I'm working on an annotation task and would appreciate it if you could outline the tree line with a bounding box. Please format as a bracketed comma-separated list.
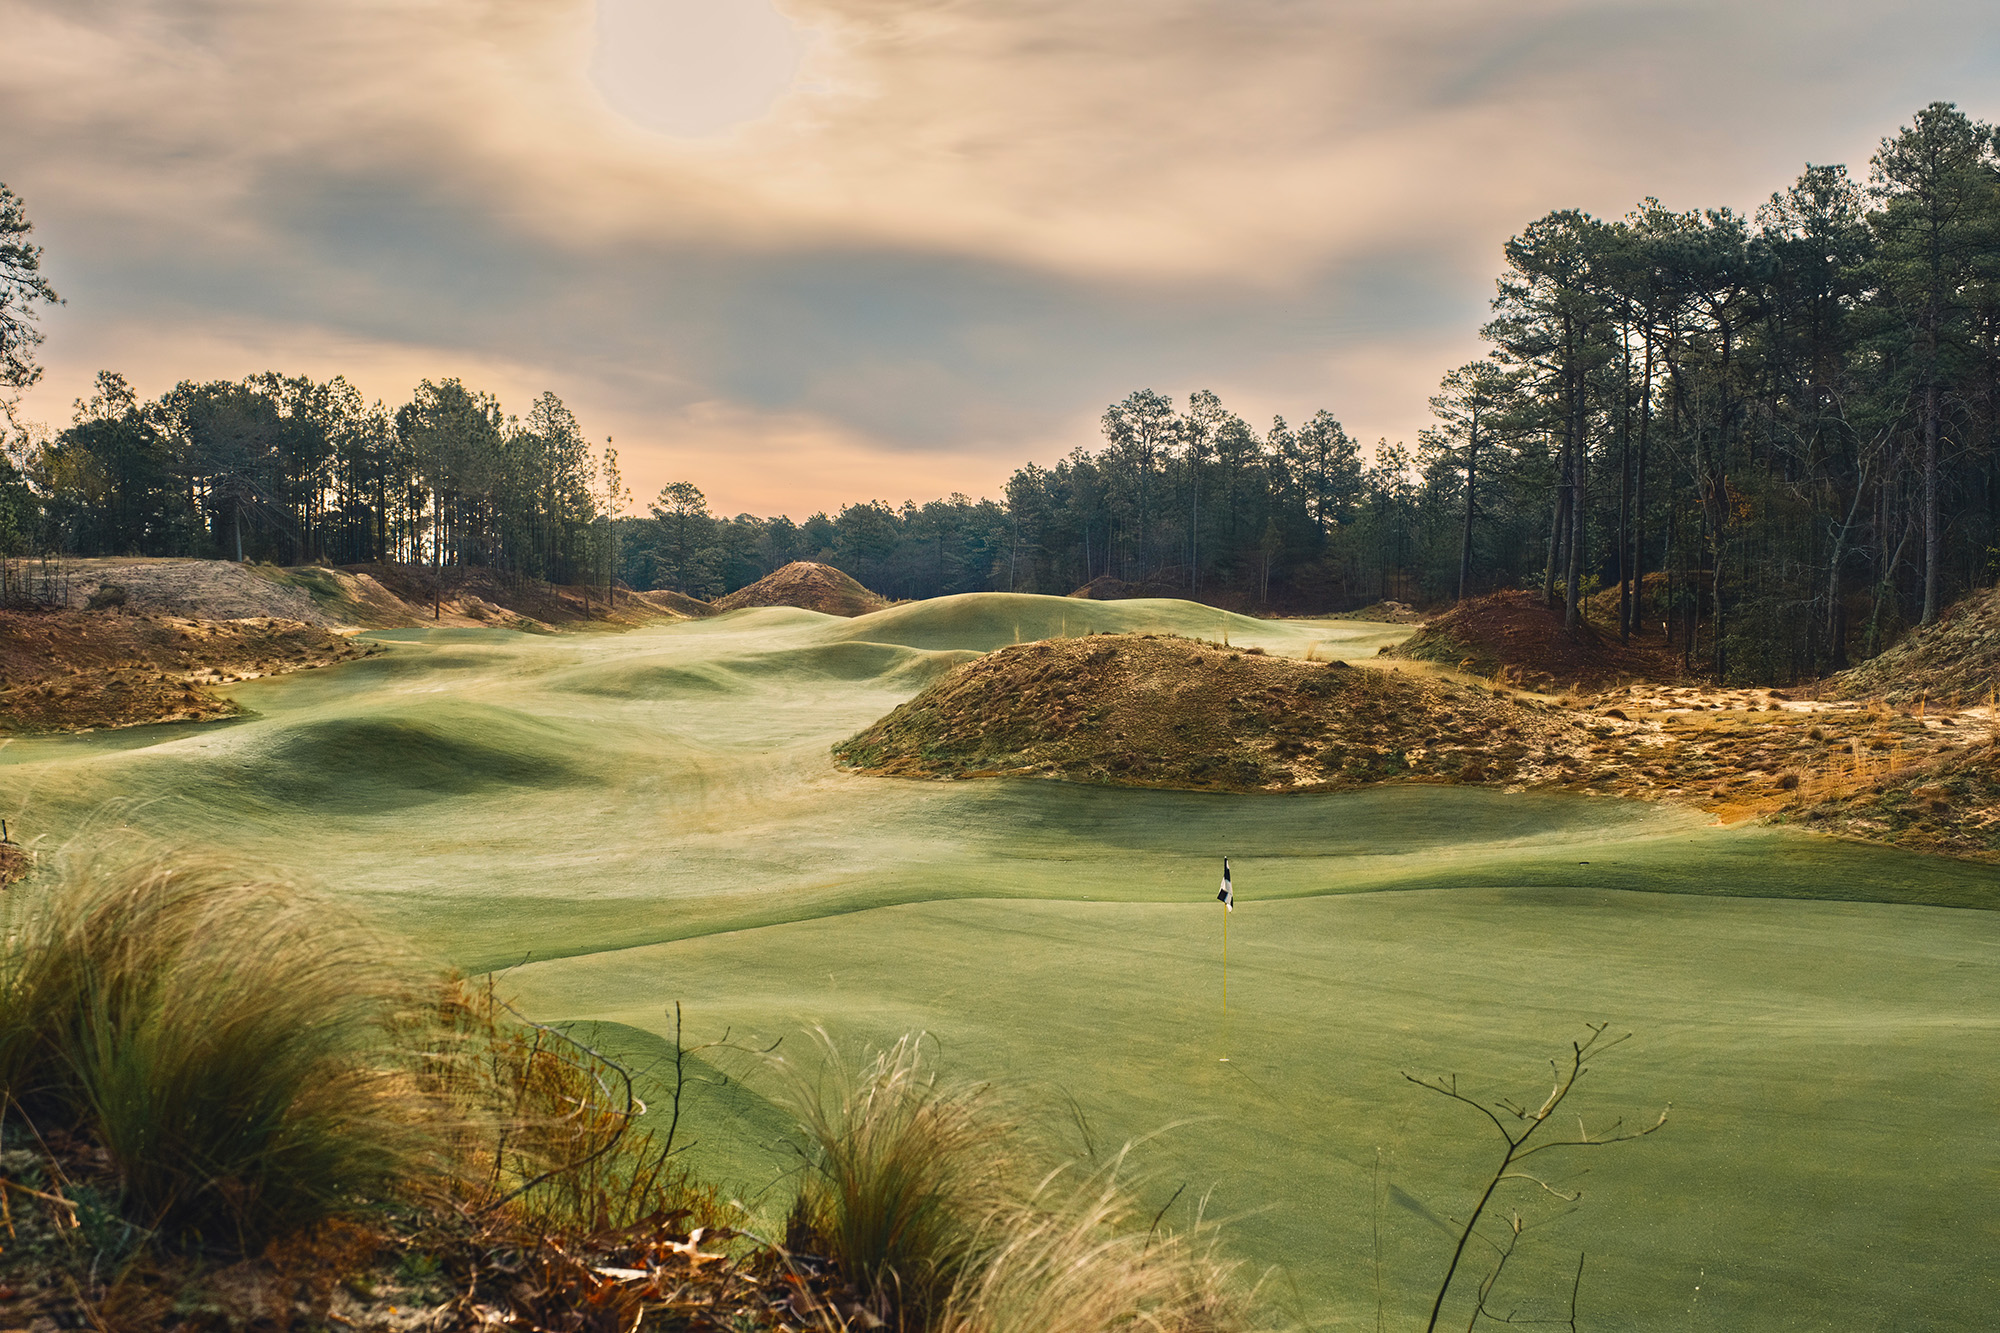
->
[637, 102, 2000, 685]
[2, 369, 630, 591]
[6, 101, 2000, 682]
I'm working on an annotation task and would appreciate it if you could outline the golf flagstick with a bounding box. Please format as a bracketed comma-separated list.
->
[1217, 858, 1233, 1059]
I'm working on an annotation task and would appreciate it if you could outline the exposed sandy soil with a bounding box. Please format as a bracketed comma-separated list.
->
[1766, 725, 2000, 859]
[712, 562, 886, 617]
[8, 557, 712, 633]
[837, 634, 1607, 792]
[1393, 589, 1679, 691]
[1829, 581, 2000, 704]
[837, 633, 2000, 859]
[0, 609, 378, 735]
[333, 563, 710, 631]
[1324, 599, 1426, 624]
[53, 556, 342, 625]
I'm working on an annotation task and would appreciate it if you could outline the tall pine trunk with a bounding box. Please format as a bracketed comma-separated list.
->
[1923, 381, 1941, 624]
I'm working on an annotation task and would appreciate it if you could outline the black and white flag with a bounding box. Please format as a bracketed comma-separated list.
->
[1217, 857, 1233, 911]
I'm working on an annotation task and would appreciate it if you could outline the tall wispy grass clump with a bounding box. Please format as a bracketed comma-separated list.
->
[783, 1032, 1013, 1323]
[780, 1032, 1254, 1333]
[933, 1154, 1247, 1333]
[0, 853, 434, 1250]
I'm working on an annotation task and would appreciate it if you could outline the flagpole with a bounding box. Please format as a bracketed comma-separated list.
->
[1217, 857, 1232, 1061]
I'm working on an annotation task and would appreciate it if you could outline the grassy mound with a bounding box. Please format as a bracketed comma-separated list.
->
[731, 641, 982, 685]
[1394, 590, 1663, 691]
[230, 705, 598, 812]
[1831, 583, 2000, 703]
[828, 591, 1373, 656]
[714, 561, 888, 617]
[835, 633, 1595, 791]
[552, 641, 979, 700]
[1066, 574, 1196, 600]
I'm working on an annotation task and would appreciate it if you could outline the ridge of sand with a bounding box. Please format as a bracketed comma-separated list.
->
[712, 562, 887, 617]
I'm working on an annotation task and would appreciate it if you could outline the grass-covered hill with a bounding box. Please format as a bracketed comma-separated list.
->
[835, 633, 1599, 790]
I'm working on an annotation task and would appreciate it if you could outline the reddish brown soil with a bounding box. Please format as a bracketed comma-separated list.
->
[712, 562, 886, 617]
[1394, 589, 1680, 691]
[0, 609, 377, 734]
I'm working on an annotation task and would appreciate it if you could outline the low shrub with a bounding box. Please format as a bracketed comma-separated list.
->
[423, 979, 720, 1234]
[83, 583, 127, 611]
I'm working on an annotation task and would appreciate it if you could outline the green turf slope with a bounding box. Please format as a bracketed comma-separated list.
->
[823, 591, 1402, 655]
[1, 592, 1995, 1329]
[510, 889, 2000, 1333]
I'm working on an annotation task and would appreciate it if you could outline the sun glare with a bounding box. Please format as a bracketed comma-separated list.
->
[589, 0, 806, 138]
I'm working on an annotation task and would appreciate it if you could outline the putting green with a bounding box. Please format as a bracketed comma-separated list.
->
[2, 592, 1995, 1329]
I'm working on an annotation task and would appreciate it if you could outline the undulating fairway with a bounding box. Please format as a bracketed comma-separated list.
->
[4, 592, 1996, 1329]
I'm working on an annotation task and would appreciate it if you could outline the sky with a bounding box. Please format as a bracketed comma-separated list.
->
[4, 0, 1999, 517]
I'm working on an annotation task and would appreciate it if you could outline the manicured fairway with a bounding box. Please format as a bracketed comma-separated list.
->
[517, 889, 2000, 1333]
[2, 593, 1996, 1329]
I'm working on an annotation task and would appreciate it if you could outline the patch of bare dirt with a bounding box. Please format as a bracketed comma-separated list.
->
[338, 563, 709, 631]
[0, 608, 378, 735]
[56, 557, 341, 625]
[836, 634, 2000, 859]
[1325, 599, 1426, 624]
[0, 1182, 852, 1333]
[836, 633, 1606, 791]
[1393, 589, 1679, 691]
[713, 562, 886, 617]
[14, 557, 713, 633]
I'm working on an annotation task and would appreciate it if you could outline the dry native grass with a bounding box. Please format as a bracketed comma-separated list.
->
[777, 1032, 1256, 1333]
[0, 852, 437, 1250]
[932, 1155, 1247, 1333]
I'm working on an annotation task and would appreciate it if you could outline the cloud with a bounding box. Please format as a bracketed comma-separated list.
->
[2, 0, 1996, 513]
